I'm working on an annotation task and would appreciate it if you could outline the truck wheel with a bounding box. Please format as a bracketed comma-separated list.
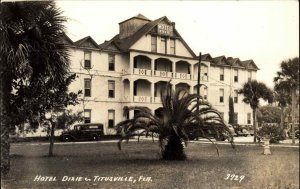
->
[92, 135, 98, 141]
[63, 136, 70, 142]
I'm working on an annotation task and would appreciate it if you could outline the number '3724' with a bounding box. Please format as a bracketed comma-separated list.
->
[224, 174, 245, 183]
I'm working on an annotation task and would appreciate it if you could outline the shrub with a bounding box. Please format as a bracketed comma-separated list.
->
[257, 124, 286, 143]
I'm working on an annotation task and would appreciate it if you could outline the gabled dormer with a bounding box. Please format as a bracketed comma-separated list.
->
[227, 57, 244, 68]
[60, 33, 75, 47]
[99, 35, 121, 53]
[241, 60, 259, 70]
[201, 53, 213, 61]
[212, 56, 229, 66]
[75, 36, 99, 50]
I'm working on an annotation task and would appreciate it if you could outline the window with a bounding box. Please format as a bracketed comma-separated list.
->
[234, 90, 238, 103]
[234, 113, 238, 124]
[219, 89, 224, 103]
[151, 36, 157, 52]
[84, 52, 91, 69]
[220, 68, 224, 81]
[247, 113, 251, 124]
[84, 109, 91, 123]
[108, 80, 115, 98]
[84, 78, 91, 97]
[248, 71, 252, 81]
[234, 69, 238, 82]
[201, 65, 208, 81]
[161, 37, 167, 54]
[108, 110, 115, 128]
[170, 39, 175, 55]
[108, 54, 115, 71]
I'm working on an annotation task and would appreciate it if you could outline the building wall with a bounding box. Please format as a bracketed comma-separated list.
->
[209, 65, 254, 124]
[67, 32, 256, 135]
[130, 35, 194, 58]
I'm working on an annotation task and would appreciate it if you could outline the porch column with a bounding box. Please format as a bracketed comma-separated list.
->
[129, 79, 134, 102]
[172, 61, 176, 79]
[151, 59, 155, 76]
[151, 82, 155, 103]
[189, 86, 193, 94]
[172, 82, 176, 91]
[130, 54, 134, 74]
[190, 64, 194, 80]
[129, 110, 135, 119]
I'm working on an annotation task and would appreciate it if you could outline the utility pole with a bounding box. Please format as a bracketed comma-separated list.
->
[196, 52, 202, 141]
[197, 52, 202, 111]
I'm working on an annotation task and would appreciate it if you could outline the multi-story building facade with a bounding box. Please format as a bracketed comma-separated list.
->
[62, 14, 259, 134]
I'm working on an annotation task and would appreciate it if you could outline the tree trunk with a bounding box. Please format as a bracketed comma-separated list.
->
[162, 135, 186, 160]
[291, 89, 297, 144]
[253, 108, 257, 143]
[48, 121, 55, 157]
[0, 64, 12, 178]
[280, 106, 287, 138]
[0, 116, 10, 178]
[280, 106, 284, 130]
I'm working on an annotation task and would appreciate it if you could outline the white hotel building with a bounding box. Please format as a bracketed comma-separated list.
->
[63, 14, 259, 134]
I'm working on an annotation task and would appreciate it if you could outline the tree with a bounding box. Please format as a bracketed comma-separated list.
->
[18, 73, 82, 157]
[228, 96, 235, 125]
[257, 105, 281, 124]
[43, 110, 83, 157]
[274, 57, 299, 144]
[273, 86, 291, 131]
[1, 1, 69, 177]
[238, 80, 273, 142]
[116, 82, 234, 160]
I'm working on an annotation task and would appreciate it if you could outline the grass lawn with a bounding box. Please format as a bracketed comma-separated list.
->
[2, 140, 299, 189]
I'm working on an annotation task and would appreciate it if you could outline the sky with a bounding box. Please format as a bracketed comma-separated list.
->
[57, 1, 299, 88]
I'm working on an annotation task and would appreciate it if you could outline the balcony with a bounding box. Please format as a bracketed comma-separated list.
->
[154, 70, 173, 78]
[133, 68, 151, 76]
[175, 72, 191, 80]
[193, 74, 208, 81]
[154, 97, 161, 103]
[133, 96, 151, 103]
[123, 96, 131, 102]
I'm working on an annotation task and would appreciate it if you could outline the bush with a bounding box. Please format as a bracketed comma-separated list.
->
[257, 124, 286, 143]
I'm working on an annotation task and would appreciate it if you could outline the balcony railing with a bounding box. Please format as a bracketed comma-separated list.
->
[123, 67, 202, 81]
[193, 74, 208, 81]
[154, 97, 161, 103]
[133, 68, 151, 76]
[122, 69, 130, 75]
[133, 96, 151, 103]
[175, 73, 191, 80]
[123, 96, 131, 102]
[154, 70, 173, 78]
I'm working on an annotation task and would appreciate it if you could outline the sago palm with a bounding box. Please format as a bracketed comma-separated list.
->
[116, 82, 234, 160]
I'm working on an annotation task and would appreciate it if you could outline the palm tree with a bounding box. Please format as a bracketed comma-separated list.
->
[1, 1, 69, 177]
[116, 82, 234, 160]
[274, 85, 291, 133]
[238, 80, 273, 142]
[274, 57, 299, 144]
